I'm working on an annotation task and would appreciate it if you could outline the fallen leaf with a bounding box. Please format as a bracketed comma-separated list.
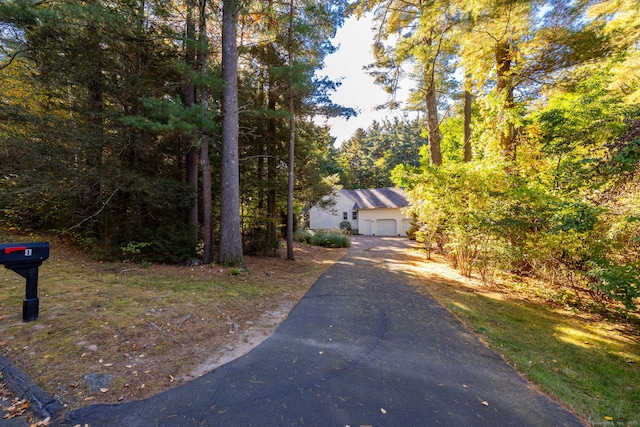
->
[481, 401, 489, 406]
[605, 416, 614, 421]
[100, 388, 109, 393]
[4, 397, 30, 418]
[29, 416, 50, 426]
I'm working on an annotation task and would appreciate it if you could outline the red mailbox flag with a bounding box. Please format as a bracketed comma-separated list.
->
[4, 246, 27, 254]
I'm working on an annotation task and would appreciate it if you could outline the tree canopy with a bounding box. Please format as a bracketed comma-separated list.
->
[345, 0, 640, 310]
[1, 0, 639, 311]
[0, 0, 349, 262]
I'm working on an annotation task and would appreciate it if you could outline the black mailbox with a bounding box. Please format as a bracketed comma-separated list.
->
[0, 242, 50, 322]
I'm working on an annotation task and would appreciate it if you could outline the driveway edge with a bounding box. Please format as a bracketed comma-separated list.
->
[0, 354, 65, 422]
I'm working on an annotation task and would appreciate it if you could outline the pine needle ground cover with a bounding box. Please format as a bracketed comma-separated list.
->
[406, 250, 640, 427]
[0, 234, 345, 410]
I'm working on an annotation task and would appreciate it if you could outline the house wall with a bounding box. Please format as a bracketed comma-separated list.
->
[308, 191, 358, 232]
[358, 208, 411, 237]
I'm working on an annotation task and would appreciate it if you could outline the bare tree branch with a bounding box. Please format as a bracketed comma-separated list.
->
[66, 189, 118, 232]
[0, 48, 30, 71]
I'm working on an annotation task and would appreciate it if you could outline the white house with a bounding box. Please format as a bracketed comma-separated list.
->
[308, 187, 412, 237]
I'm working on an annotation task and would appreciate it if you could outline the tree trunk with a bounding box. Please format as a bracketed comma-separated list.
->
[266, 89, 278, 246]
[198, 0, 213, 264]
[219, 0, 244, 265]
[496, 40, 516, 162]
[201, 138, 213, 263]
[286, 0, 296, 261]
[185, 0, 199, 248]
[265, 0, 279, 248]
[186, 147, 199, 243]
[286, 104, 295, 260]
[425, 84, 442, 166]
[463, 77, 472, 163]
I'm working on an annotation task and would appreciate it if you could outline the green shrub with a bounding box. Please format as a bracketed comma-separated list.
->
[339, 221, 352, 234]
[243, 229, 280, 257]
[311, 231, 350, 248]
[587, 258, 640, 310]
[294, 229, 350, 248]
[121, 241, 152, 263]
[293, 229, 314, 244]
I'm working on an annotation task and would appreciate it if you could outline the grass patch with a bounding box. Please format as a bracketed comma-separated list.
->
[407, 252, 640, 426]
[0, 233, 346, 409]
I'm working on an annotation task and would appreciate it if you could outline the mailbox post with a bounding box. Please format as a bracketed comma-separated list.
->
[0, 242, 50, 322]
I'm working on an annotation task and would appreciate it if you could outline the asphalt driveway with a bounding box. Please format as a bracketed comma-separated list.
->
[60, 236, 584, 426]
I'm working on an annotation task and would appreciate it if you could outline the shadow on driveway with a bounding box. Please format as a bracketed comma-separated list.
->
[61, 236, 585, 426]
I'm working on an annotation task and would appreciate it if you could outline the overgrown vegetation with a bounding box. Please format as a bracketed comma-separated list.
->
[393, 96, 640, 312]
[367, 1, 640, 313]
[0, 0, 351, 263]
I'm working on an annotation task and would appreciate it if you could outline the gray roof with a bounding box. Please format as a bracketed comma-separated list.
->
[343, 187, 408, 210]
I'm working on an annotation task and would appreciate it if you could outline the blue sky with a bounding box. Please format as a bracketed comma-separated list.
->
[318, 14, 409, 146]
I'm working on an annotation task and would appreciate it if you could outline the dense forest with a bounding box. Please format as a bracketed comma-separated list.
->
[1, 1, 639, 309]
[0, 0, 353, 264]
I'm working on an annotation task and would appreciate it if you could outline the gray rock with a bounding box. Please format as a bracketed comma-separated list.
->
[83, 373, 113, 393]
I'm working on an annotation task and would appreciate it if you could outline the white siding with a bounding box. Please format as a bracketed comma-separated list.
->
[309, 188, 411, 237]
[308, 191, 357, 231]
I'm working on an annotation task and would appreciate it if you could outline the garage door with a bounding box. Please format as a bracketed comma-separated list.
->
[377, 219, 397, 236]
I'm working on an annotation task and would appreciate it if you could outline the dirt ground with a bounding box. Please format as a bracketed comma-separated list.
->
[0, 238, 346, 415]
